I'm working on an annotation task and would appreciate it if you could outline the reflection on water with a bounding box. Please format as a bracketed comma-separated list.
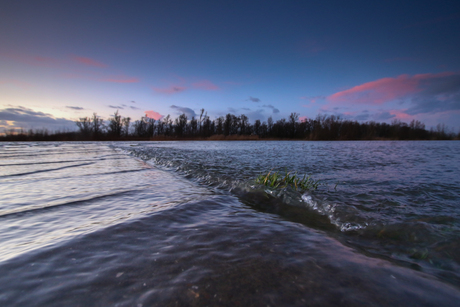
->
[0, 141, 459, 306]
[0, 143, 212, 261]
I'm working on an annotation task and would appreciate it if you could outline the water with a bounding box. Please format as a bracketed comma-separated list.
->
[0, 141, 459, 306]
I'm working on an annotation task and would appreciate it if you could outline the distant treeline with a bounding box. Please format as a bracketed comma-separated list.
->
[2, 109, 459, 141]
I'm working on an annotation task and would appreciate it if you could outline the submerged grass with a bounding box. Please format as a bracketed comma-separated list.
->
[255, 169, 321, 191]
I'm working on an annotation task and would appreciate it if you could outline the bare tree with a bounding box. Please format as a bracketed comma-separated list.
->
[91, 113, 103, 136]
[239, 114, 249, 135]
[76, 117, 92, 136]
[175, 113, 187, 136]
[267, 116, 273, 136]
[108, 110, 123, 137]
[190, 116, 197, 136]
[122, 117, 131, 136]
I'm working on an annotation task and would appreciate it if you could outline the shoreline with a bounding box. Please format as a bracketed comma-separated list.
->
[1, 136, 459, 142]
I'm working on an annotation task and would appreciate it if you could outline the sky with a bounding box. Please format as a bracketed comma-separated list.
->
[1, 0, 460, 133]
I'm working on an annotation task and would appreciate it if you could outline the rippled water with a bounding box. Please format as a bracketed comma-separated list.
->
[1, 141, 459, 306]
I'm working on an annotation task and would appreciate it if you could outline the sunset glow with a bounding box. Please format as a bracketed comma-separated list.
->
[1, 1, 459, 131]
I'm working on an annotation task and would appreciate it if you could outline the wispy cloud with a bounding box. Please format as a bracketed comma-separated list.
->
[0, 106, 76, 130]
[0, 79, 32, 89]
[262, 104, 280, 114]
[327, 72, 456, 105]
[300, 95, 325, 103]
[4, 53, 139, 84]
[320, 72, 460, 127]
[99, 76, 139, 83]
[32, 56, 61, 67]
[405, 74, 460, 115]
[72, 56, 107, 68]
[192, 80, 219, 90]
[170, 105, 196, 118]
[8, 54, 62, 67]
[152, 85, 187, 94]
[246, 109, 266, 122]
[108, 105, 124, 109]
[63, 72, 140, 83]
[248, 96, 261, 102]
[4, 54, 61, 67]
[66, 106, 84, 110]
[145, 110, 163, 120]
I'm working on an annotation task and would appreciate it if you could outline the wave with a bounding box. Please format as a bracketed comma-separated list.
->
[0, 162, 96, 178]
[0, 159, 101, 167]
[119, 144, 373, 233]
[118, 144, 460, 269]
[0, 189, 142, 219]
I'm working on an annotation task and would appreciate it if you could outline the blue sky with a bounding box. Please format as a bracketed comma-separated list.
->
[1, 0, 460, 132]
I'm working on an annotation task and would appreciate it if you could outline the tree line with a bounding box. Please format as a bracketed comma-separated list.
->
[1, 109, 458, 141]
[73, 109, 457, 140]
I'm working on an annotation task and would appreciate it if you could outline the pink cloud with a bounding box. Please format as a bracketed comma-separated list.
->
[62, 71, 139, 83]
[299, 116, 308, 122]
[33, 56, 61, 66]
[152, 85, 187, 94]
[0, 79, 32, 89]
[72, 56, 107, 68]
[192, 80, 219, 90]
[145, 110, 163, 120]
[300, 95, 324, 103]
[2, 53, 63, 67]
[99, 76, 139, 83]
[328, 72, 455, 105]
[389, 109, 412, 120]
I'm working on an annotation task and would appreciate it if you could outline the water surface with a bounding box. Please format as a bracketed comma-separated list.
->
[0, 141, 459, 306]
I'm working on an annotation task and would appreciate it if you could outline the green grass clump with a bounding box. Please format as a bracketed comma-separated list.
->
[255, 169, 320, 191]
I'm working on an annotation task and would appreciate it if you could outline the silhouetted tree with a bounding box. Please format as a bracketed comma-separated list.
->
[254, 119, 261, 135]
[91, 113, 103, 137]
[122, 117, 131, 136]
[134, 117, 148, 137]
[190, 116, 198, 136]
[240, 114, 249, 135]
[260, 121, 268, 137]
[66, 108, 454, 141]
[108, 110, 123, 137]
[288, 112, 299, 138]
[267, 116, 274, 136]
[215, 116, 224, 135]
[76, 116, 92, 136]
[160, 115, 171, 136]
[174, 113, 187, 136]
[224, 113, 232, 136]
[147, 118, 156, 136]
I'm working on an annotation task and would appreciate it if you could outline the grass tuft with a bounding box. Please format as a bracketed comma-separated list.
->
[255, 169, 320, 191]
